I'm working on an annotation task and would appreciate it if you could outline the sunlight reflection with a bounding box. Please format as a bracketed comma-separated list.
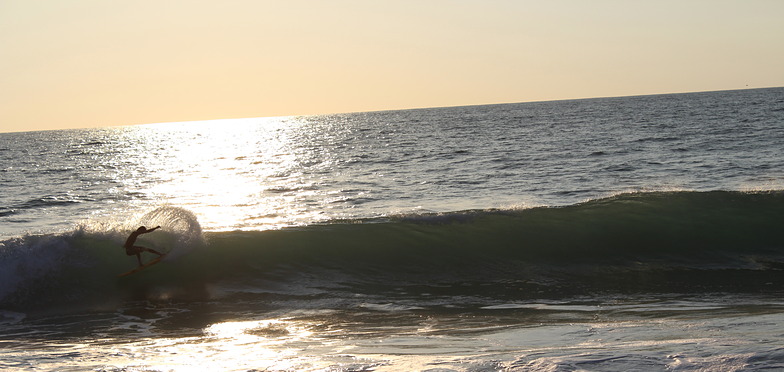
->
[108, 318, 323, 371]
[116, 116, 328, 231]
[205, 318, 314, 344]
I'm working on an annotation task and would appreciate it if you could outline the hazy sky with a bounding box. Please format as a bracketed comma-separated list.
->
[1, 1, 783, 133]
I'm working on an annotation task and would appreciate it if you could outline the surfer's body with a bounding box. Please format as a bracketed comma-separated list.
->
[124, 226, 164, 266]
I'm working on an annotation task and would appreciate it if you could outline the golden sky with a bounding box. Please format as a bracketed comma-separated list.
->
[1, 1, 783, 133]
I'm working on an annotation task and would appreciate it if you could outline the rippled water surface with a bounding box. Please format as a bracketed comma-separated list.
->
[1, 88, 783, 371]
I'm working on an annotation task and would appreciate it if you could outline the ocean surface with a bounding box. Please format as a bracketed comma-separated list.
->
[1, 87, 784, 371]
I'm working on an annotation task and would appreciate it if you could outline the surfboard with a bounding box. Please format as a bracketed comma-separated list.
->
[118, 254, 167, 277]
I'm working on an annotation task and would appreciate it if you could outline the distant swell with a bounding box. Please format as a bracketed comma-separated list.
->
[1, 195, 85, 216]
[1, 191, 783, 313]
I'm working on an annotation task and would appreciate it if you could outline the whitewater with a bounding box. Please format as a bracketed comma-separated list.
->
[1, 88, 784, 371]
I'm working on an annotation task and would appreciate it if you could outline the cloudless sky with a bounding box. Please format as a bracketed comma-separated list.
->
[1, 0, 783, 132]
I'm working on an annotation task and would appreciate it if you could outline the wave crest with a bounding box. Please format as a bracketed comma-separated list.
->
[2, 191, 783, 313]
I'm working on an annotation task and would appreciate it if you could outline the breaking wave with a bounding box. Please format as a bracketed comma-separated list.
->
[1, 191, 783, 313]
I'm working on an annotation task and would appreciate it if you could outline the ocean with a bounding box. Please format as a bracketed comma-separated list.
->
[1, 87, 783, 371]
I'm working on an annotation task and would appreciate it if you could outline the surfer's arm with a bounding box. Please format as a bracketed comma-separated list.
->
[142, 226, 162, 234]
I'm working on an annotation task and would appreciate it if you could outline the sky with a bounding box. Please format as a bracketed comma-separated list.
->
[1, 0, 783, 133]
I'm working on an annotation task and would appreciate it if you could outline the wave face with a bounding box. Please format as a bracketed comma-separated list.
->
[1, 191, 783, 313]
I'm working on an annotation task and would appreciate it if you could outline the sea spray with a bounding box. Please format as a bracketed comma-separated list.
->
[137, 206, 206, 258]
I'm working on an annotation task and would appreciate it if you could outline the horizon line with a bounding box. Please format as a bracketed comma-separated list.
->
[3, 86, 781, 135]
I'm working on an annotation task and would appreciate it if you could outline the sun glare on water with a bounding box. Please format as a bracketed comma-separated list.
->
[113, 117, 326, 231]
[104, 318, 328, 371]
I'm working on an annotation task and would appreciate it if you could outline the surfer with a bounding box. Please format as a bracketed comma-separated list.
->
[124, 226, 164, 266]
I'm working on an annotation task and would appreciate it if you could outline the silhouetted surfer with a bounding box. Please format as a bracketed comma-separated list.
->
[124, 226, 164, 266]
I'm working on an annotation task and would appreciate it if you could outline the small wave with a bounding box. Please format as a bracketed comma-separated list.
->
[77, 141, 106, 147]
[14, 196, 82, 210]
[0, 208, 16, 217]
[634, 136, 680, 143]
[264, 184, 318, 194]
[39, 168, 75, 175]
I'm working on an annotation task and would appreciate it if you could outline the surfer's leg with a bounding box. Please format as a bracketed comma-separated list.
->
[132, 245, 162, 257]
[145, 247, 164, 256]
